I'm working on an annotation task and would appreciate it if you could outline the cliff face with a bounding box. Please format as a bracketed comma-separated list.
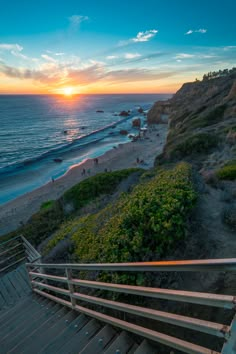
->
[147, 101, 171, 124]
[152, 71, 236, 170]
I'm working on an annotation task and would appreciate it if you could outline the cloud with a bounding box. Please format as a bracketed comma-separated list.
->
[175, 53, 195, 59]
[0, 43, 23, 51]
[0, 62, 61, 84]
[223, 46, 236, 51]
[185, 28, 207, 35]
[55, 52, 65, 56]
[124, 53, 141, 59]
[106, 55, 118, 60]
[185, 30, 193, 35]
[132, 30, 158, 42]
[0, 58, 177, 88]
[68, 15, 89, 29]
[119, 29, 158, 46]
[41, 54, 57, 63]
[10, 50, 38, 62]
[103, 68, 175, 83]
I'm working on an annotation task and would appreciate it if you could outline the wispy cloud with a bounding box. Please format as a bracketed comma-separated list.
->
[223, 46, 236, 51]
[175, 53, 195, 59]
[0, 59, 177, 88]
[68, 15, 89, 29]
[41, 54, 57, 63]
[0, 43, 23, 51]
[132, 30, 158, 42]
[106, 55, 118, 60]
[119, 29, 158, 46]
[185, 28, 207, 35]
[124, 53, 141, 59]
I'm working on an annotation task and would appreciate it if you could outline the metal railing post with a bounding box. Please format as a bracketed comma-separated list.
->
[25, 263, 34, 290]
[66, 268, 76, 309]
[221, 314, 236, 354]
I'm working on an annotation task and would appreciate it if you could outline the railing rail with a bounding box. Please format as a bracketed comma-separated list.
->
[27, 258, 236, 272]
[26, 258, 236, 354]
[0, 235, 41, 274]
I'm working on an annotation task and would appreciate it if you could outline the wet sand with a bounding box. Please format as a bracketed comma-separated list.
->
[0, 125, 167, 236]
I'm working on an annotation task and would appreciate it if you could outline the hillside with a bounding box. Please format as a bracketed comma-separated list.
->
[149, 68, 236, 171]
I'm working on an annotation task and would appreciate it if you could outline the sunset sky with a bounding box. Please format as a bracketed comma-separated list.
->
[0, 0, 235, 94]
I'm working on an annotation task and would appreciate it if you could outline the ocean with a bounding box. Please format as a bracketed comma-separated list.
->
[0, 94, 171, 204]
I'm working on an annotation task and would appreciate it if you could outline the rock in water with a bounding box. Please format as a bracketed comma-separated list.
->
[119, 110, 130, 116]
[132, 118, 141, 128]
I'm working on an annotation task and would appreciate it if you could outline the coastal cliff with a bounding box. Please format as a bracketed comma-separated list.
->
[152, 69, 236, 171]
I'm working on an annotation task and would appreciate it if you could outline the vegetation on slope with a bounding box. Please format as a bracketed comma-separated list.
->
[4, 169, 141, 246]
[165, 133, 219, 160]
[63, 168, 141, 210]
[216, 161, 236, 180]
[43, 163, 197, 273]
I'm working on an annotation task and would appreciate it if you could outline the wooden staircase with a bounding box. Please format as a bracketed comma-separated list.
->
[0, 264, 31, 309]
[0, 269, 155, 354]
[1, 236, 236, 353]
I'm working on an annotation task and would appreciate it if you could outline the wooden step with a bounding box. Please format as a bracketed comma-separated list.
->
[80, 324, 117, 354]
[19, 306, 70, 354]
[56, 318, 101, 354]
[0, 298, 50, 342]
[134, 339, 158, 354]
[8, 304, 63, 353]
[0, 297, 46, 334]
[104, 331, 135, 354]
[40, 314, 88, 354]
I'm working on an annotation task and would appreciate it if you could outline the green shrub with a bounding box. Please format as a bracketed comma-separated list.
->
[43, 163, 197, 285]
[216, 162, 236, 180]
[40, 200, 55, 210]
[63, 168, 142, 210]
[171, 133, 219, 158]
[5, 169, 142, 248]
[69, 162, 197, 262]
[22, 200, 65, 246]
[222, 205, 236, 230]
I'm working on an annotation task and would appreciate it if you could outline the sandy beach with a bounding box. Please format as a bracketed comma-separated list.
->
[0, 124, 167, 236]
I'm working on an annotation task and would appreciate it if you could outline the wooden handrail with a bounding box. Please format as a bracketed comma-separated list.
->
[26, 258, 236, 272]
[27, 258, 236, 353]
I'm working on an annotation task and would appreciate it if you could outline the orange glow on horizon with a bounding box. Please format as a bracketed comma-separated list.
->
[63, 87, 73, 96]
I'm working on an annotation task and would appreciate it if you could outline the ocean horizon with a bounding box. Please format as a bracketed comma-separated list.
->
[0, 93, 171, 204]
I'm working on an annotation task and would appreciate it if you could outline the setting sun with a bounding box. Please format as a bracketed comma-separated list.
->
[63, 87, 73, 96]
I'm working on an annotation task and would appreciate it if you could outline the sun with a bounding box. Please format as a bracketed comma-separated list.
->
[63, 87, 73, 96]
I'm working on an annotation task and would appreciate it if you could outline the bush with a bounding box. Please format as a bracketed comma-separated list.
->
[49, 163, 196, 262]
[171, 133, 219, 158]
[40, 200, 55, 210]
[43, 163, 197, 286]
[63, 168, 142, 210]
[222, 205, 236, 230]
[216, 162, 236, 180]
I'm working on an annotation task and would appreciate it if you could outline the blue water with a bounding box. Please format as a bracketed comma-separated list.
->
[0, 94, 171, 204]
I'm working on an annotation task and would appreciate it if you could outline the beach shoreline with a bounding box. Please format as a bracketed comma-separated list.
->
[0, 124, 168, 236]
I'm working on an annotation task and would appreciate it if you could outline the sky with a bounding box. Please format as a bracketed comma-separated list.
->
[0, 0, 235, 94]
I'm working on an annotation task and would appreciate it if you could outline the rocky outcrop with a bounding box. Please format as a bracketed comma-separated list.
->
[132, 118, 141, 128]
[147, 101, 171, 124]
[137, 107, 144, 113]
[119, 129, 128, 135]
[119, 110, 130, 117]
[153, 70, 236, 170]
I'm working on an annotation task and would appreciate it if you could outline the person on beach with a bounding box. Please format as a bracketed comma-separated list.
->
[136, 157, 140, 164]
[87, 169, 91, 175]
[82, 168, 86, 176]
